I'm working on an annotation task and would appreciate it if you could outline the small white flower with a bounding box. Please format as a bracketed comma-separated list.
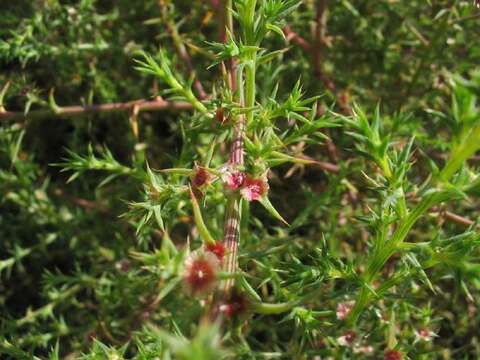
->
[415, 328, 435, 342]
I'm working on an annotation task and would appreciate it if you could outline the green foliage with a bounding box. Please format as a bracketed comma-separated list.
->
[2, 1, 480, 359]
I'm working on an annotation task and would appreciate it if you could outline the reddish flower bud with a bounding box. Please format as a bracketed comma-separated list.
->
[337, 331, 357, 346]
[216, 107, 226, 124]
[183, 251, 219, 295]
[240, 176, 268, 201]
[115, 259, 131, 273]
[191, 166, 210, 189]
[384, 350, 402, 360]
[206, 241, 226, 262]
[213, 291, 247, 319]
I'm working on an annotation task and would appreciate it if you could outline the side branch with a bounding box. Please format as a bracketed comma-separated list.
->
[0, 98, 193, 122]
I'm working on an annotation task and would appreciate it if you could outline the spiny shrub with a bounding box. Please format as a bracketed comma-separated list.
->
[1, 1, 480, 359]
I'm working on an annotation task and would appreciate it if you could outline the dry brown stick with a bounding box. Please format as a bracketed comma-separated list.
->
[444, 211, 477, 228]
[417, 201, 479, 228]
[0, 98, 193, 122]
[283, 25, 311, 52]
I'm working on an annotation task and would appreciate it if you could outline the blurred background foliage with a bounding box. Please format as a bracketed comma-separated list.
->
[1, 0, 480, 358]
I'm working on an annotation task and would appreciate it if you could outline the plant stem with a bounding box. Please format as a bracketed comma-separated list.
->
[220, 0, 258, 296]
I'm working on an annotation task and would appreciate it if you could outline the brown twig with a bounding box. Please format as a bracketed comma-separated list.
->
[0, 98, 193, 122]
[444, 211, 477, 228]
[283, 26, 311, 52]
[283, 1, 351, 115]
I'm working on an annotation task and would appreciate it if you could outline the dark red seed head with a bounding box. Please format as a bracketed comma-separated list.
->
[344, 331, 356, 343]
[384, 350, 402, 360]
[184, 252, 219, 295]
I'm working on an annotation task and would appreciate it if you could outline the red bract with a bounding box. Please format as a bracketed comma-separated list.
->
[384, 350, 402, 360]
[216, 107, 225, 124]
[240, 176, 268, 201]
[225, 171, 246, 190]
[191, 167, 210, 188]
[206, 241, 225, 262]
[183, 251, 219, 295]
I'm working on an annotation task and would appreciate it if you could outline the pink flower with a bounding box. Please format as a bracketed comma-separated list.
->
[240, 176, 268, 201]
[336, 301, 355, 320]
[337, 331, 357, 347]
[183, 251, 219, 295]
[205, 241, 226, 262]
[224, 170, 246, 190]
[353, 345, 374, 355]
[415, 328, 435, 342]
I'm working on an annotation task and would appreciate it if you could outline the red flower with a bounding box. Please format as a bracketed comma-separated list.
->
[183, 251, 219, 295]
[240, 176, 268, 201]
[384, 350, 402, 360]
[224, 171, 246, 190]
[206, 241, 226, 262]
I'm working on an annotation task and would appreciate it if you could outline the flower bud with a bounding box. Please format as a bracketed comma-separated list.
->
[216, 107, 226, 124]
[337, 331, 357, 346]
[191, 166, 211, 189]
[212, 290, 247, 319]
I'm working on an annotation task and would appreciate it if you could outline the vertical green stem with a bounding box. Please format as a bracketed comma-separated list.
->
[245, 56, 256, 125]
